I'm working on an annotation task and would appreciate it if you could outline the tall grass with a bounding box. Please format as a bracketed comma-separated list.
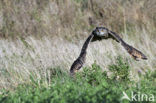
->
[0, 0, 156, 39]
[0, 0, 155, 90]
[0, 58, 155, 103]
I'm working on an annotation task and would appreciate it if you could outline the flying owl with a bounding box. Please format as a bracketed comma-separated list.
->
[70, 27, 147, 75]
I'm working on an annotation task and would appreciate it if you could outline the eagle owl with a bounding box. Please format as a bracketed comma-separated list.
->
[70, 27, 147, 75]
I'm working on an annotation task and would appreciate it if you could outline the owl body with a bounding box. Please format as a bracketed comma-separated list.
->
[70, 27, 147, 75]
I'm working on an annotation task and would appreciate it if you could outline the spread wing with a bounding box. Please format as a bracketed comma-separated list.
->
[108, 30, 122, 42]
[70, 34, 94, 75]
[108, 30, 147, 60]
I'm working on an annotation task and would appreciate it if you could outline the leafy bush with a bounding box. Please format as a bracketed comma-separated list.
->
[109, 56, 130, 82]
[0, 57, 155, 103]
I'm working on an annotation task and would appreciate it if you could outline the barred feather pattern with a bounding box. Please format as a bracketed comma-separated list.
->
[70, 34, 94, 75]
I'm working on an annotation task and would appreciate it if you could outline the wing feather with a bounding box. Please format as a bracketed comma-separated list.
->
[108, 30, 147, 60]
[70, 34, 94, 75]
[121, 41, 147, 60]
[108, 30, 122, 42]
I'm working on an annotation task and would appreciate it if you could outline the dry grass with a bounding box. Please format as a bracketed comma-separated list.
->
[0, 0, 156, 89]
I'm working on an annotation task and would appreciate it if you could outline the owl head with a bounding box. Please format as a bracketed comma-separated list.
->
[92, 27, 109, 37]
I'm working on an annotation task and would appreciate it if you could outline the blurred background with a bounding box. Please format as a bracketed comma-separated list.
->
[0, 0, 155, 89]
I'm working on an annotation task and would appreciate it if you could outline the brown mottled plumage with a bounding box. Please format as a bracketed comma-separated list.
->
[121, 40, 147, 60]
[70, 27, 147, 75]
[92, 27, 147, 60]
[70, 33, 94, 75]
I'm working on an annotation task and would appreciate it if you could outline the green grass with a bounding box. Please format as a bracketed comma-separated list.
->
[0, 57, 155, 103]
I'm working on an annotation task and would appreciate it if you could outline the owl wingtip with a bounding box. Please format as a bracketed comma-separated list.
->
[142, 56, 148, 60]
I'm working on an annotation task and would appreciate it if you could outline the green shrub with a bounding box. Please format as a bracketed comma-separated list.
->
[0, 57, 155, 103]
[109, 56, 130, 82]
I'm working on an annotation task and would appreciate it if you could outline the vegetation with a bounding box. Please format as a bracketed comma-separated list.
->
[0, 57, 155, 103]
[0, 0, 155, 102]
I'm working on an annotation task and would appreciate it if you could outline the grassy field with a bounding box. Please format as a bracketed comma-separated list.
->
[0, 0, 156, 102]
[0, 57, 156, 103]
